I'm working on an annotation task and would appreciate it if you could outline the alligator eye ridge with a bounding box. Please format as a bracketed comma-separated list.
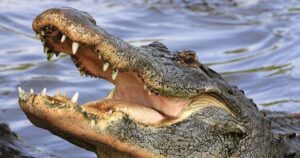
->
[175, 50, 200, 68]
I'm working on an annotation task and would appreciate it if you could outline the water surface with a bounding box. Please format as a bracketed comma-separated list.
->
[1, 0, 300, 157]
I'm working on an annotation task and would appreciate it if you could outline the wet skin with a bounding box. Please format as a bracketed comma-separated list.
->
[18, 7, 298, 158]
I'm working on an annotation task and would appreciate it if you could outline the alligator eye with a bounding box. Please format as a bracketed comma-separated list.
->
[175, 50, 200, 68]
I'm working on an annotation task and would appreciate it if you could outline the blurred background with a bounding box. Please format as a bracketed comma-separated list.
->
[1, 0, 300, 157]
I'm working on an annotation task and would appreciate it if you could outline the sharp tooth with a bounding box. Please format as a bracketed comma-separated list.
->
[47, 52, 54, 61]
[18, 87, 25, 99]
[144, 85, 147, 90]
[40, 31, 45, 36]
[103, 62, 109, 71]
[112, 69, 118, 80]
[107, 109, 112, 114]
[80, 71, 85, 76]
[36, 33, 41, 39]
[30, 88, 34, 94]
[18, 87, 24, 95]
[44, 47, 49, 54]
[71, 92, 79, 103]
[72, 42, 79, 55]
[99, 54, 102, 59]
[41, 88, 47, 96]
[18, 87, 22, 93]
[61, 34, 66, 42]
[148, 90, 152, 96]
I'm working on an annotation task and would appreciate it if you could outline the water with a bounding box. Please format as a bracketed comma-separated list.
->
[1, 0, 300, 157]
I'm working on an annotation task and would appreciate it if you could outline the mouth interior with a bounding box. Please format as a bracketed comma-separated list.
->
[36, 24, 191, 124]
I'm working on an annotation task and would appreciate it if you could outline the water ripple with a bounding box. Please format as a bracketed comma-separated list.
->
[1, 0, 300, 157]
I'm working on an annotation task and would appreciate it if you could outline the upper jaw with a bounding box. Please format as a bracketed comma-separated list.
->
[33, 7, 134, 71]
[33, 7, 155, 94]
[33, 7, 220, 98]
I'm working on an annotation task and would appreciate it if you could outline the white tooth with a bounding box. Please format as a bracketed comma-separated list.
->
[18, 87, 25, 99]
[36, 33, 41, 39]
[148, 90, 152, 96]
[107, 109, 112, 114]
[18, 87, 22, 93]
[103, 62, 109, 71]
[144, 85, 147, 90]
[80, 71, 85, 76]
[44, 47, 49, 54]
[40, 31, 45, 36]
[30, 88, 34, 94]
[72, 42, 79, 55]
[71, 92, 79, 103]
[18, 87, 24, 95]
[112, 69, 118, 80]
[99, 54, 102, 59]
[41, 88, 47, 96]
[61, 34, 66, 42]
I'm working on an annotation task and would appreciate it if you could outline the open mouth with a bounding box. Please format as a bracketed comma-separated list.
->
[30, 24, 194, 124]
[21, 7, 235, 127]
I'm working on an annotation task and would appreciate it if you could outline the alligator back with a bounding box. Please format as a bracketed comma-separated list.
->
[263, 111, 300, 157]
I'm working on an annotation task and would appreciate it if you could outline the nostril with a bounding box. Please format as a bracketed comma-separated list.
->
[40, 25, 61, 39]
[184, 55, 197, 64]
[44, 25, 57, 35]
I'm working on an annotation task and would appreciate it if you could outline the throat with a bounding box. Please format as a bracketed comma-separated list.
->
[112, 77, 191, 118]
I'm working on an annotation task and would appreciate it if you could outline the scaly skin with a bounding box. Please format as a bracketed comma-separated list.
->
[18, 8, 299, 158]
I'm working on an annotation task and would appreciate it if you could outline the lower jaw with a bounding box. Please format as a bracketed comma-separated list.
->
[19, 85, 232, 128]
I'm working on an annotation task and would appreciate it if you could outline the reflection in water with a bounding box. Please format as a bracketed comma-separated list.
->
[1, 0, 300, 157]
[221, 64, 293, 76]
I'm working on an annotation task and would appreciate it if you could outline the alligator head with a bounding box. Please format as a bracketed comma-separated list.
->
[19, 7, 286, 158]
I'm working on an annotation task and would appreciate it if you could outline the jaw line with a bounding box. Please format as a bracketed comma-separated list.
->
[18, 86, 242, 158]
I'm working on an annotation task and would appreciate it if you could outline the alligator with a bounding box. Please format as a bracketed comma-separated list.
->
[18, 8, 300, 158]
